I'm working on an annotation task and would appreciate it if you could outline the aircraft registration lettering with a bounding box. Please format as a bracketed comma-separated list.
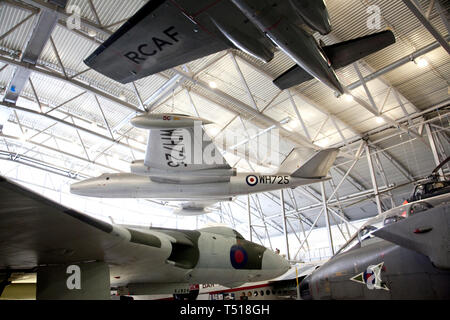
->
[161, 129, 187, 168]
[246, 175, 290, 187]
[124, 26, 180, 64]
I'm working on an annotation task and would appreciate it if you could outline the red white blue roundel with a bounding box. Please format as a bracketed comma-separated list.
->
[230, 245, 248, 269]
[363, 269, 376, 287]
[246, 175, 258, 187]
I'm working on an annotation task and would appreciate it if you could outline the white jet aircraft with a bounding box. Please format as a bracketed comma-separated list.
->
[71, 113, 339, 215]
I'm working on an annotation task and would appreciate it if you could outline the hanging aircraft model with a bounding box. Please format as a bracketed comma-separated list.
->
[83, 0, 396, 94]
[0, 175, 290, 300]
[299, 159, 450, 300]
[70, 113, 340, 215]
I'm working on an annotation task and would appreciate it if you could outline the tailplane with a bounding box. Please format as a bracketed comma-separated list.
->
[278, 148, 339, 179]
[273, 30, 395, 90]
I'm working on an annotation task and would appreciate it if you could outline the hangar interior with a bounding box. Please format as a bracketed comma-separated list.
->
[0, 0, 449, 264]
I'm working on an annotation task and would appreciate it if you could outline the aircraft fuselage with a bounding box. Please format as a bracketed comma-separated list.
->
[108, 227, 291, 290]
[71, 173, 325, 199]
[300, 238, 450, 300]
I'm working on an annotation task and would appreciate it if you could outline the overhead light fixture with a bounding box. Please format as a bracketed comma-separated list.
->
[315, 137, 330, 148]
[415, 57, 428, 68]
[280, 117, 291, 125]
[207, 126, 220, 136]
[119, 93, 127, 102]
[344, 94, 354, 102]
[376, 116, 385, 124]
[88, 29, 97, 37]
[137, 135, 145, 143]
[209, 81, 217, 89]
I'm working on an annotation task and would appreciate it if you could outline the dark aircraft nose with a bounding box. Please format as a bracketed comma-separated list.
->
[299, 275, 313, 300]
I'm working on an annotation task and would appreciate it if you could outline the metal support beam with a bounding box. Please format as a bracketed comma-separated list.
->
[0, 11, 36, 42]
[229, 53, 259, 112]
[321, 182, 335, 256]
[353, 63, 379, 114]
[402, 0, 450, 54]
[49, 36, 67, 78]
[143, 74, 184, 111]
[173, 68, 317, 149]
[365, 143, 383, 215]
[93, 95, 114, 140]
[280, 189, 290, 260]
[288, 89, 311, 141]
[347, 36, 450, 90]
[434, 0, 450, 35]
[45, 91, 86, 114]
[374, 151, 396, 208]
[1, 102, 144, 154]
[425, 123, 444, 178]
[294, 209, 324, 260]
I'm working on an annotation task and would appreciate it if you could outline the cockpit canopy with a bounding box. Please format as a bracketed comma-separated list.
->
[334, 193, 450, 256]
[408, 180, 450, 202]
[200, 226, 245, 240]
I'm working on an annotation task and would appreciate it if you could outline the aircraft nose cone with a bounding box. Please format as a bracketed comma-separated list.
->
[70, 181, 86, 195]
[299, 275, 313, 300]
[70, 179, 97, 196]
[262, 250, 291, 274]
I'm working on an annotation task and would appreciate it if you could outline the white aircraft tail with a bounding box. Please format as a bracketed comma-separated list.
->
[278, 147, 339, 179]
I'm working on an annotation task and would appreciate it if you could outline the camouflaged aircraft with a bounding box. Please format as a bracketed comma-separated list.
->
[0, 176, 290, 300]
[84, 0, 396, 94]
[300, 172, 450, 300]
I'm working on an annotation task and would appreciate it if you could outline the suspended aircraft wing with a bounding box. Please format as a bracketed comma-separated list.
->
[84, 0, 234, 84]
[0, 176, 197, 285]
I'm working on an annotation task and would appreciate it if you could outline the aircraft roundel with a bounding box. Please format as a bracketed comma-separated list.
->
[230, 245, 248, 269]
[363, 269, 376, 287]
[246, 175, 258, 187]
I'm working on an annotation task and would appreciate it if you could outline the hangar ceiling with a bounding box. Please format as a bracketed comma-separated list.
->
[0, 0, 448, 261]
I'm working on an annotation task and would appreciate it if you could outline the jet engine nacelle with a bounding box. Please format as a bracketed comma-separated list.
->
[131, 113, 212, 130]
[174, 207, 211, 216]
[211, 17, 274, 63]
[289, 0, 332, 35]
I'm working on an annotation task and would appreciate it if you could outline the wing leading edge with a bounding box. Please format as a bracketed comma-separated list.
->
[0, 176, 169, 270]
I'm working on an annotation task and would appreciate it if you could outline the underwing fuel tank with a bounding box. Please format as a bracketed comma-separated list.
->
[211, 18, 275, 63]
[289, 0, 332, 35]
[131, 113, 213, 129]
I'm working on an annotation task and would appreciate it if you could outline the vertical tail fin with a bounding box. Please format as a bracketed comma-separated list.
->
[278, 148, 339, 178]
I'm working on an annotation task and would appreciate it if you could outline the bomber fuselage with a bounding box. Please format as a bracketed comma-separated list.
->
[108, 226, 291, 289]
